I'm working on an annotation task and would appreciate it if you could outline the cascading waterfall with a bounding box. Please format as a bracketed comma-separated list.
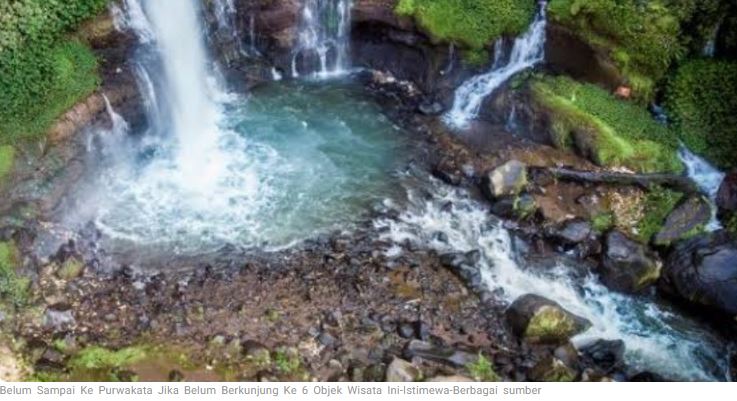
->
[376, 181, 729, 381]
[291, 0, 353, 78]
[678, 146, 726, 230]
[110, 0, 155, 43]
[444, 1, 547, 129]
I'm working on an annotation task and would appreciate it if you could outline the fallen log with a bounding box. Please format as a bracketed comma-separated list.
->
[546, 167, 699, 193]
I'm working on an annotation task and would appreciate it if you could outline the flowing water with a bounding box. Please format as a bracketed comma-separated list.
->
[291, 0, 353, 78]
[376, 180, 730, 381]
[678, 146, 726, 230]
[444, 1, 547, 129]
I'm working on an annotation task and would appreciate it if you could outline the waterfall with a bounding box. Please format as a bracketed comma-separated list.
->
[212, 0, 249, 58]
[291, 0, 353, 78]
[678, 146, 726, 230]
[110, 0, 155, 43]
[376, 183, 729, 381]
[444, 1, 547, 129]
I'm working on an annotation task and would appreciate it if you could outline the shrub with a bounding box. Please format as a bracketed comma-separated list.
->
[0, 146, 15, 184]
[547, 0, 724, 99]
[0, 241, 30, 308]
[395, 0, 536, 57]
[665, 59, 737, 169]
[0, 0, 108, 143]
[531, 75, 683, 173]
[466, 354, 500, 381]
[635, 186, 683, 243]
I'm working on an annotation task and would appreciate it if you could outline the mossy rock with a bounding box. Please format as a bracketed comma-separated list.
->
[530, 75, 682, 173]
[395, 0, 536, 63]
[528, 356, 576, 382]
[506, 294, 591, 344]
[653, 195, 710, 246]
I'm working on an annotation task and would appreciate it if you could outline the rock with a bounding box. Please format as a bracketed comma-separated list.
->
[43, 306, 75, 329]
[550, 219, 593, 245]
[482, 160, 528, 200]
[553, 343, 580, 369]
[403, 340, 477, 367]
[0, 346, 25, 381]
[614, 86, 632, 99]
[717, 171, 737, 214]
[427, 375, 474, 382]
[506, 294, 591, 344]
[418, 100, 444, 116]
[528, 356, 577, 382]
[580, 339, 624, 372]
[168, 370, 184, 382]
[600, 231, 661, 293]
[629, 371, 668, 382]
[439, 250, 484, 288]
[654, 196, 711, 246]
[397, 323, 416, 339]
[490, 194, 537, 220]
[662, 230, 737, 318]
[386, 357, 421, 382]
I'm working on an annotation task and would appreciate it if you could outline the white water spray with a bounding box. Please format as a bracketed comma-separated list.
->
[444, 2, 547, 129]
[678, 146, 726, 231]
[110, 0, 155, 43]
[292, 0, 353, 78]
[376, 182, 728, 381]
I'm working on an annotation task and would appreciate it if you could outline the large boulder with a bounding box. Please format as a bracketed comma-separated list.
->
[386, 358, 421, 382]
[717, 171, 737, 214]
[662, 230, 737, 319]
[654, 196, 711, 246]
[482, 160, 528, 200]
[600, 231, 661, 293]
[506, 294, 591, 345]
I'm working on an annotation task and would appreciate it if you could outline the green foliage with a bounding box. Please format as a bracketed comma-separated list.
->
[466, 354, 500, 382]
[0, 0, 107, 143]
[666, 59, 737, 169]
[395, 0, 536, 60]
[0, 145, 15, 183]
[0, 241, 30, 308]
[531, 75, 683, 173]
[548, 0, 724, 99]
[636, 186, 683, 243]
[68, 346, 148, 371]
[591, 212, 614, 234]
[273, 349, 301, 375]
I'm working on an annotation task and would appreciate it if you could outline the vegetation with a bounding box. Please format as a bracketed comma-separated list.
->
[0, 145, 15, 184]
[395, 0, 536, 62]
[466, 354, 500, 381]
[531, 75, 683, 173]
[665, 59, 737, 169]
[591, 212, 614, 234]
[273, 348, 301, 375]
[0, 241, 30, 308]
[635, 186, 683, 244]
[548, 0, 726, 99]
[0, 0, 107, 144]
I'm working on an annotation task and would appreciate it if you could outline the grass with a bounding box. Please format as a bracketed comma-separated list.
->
[0, 39, 100, 144]
[466, 354, 500, 381]
[273, 348, 301, 375]
[0, 241, 30, 308]
[0, 145, 15, 184]
[395, 0, 536, 61]
[635, 186, 683, 244]
[591, 212, 614, 234]
[531, 75, 683, 173]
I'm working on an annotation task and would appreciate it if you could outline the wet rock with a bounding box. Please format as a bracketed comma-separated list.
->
[629, 371, 668, 382]
[386, 357, 421, 382]
[579, 339, 624, 372]
[490, 194, 537, 220]
[528, 356, 577, 382]
[506, 294, 591, 345]
[318, 332, 337, 348]
[397, 323, 416, 339]
[482, 160, 528, 200]
[717, 171, 737, 215]
[403, 340, 477, 367]
[433, 161, 462, 186]
[418, 100, 444, 116]
[36, 348, 66, 369]
[439, 250, 484, 288]
[662, 230, 737, 318]
[427, 375, 474, 382]
[654, 196, 711, 246]
[553, 343, 580, 369]
[550, 219, 593, 245]
[600, 231, 661, 293]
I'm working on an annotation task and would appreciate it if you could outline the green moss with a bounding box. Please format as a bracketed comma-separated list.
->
[666, 59, 737, 169]
[531, 75, 683, 173]
[524, 305, 582, 343]
[548, 0, 723, 99]
[395, 0, 536, 58]
[57, 258, 84, 280]
[466, 354, 500, 382]
[0, 145, 15, 184]
[69, 346, 148, 371]
[0, 39, 100, 143]
[591, 212, 614, 234]
[636, 186, 683, 244]
[0, 241, 30, 308]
